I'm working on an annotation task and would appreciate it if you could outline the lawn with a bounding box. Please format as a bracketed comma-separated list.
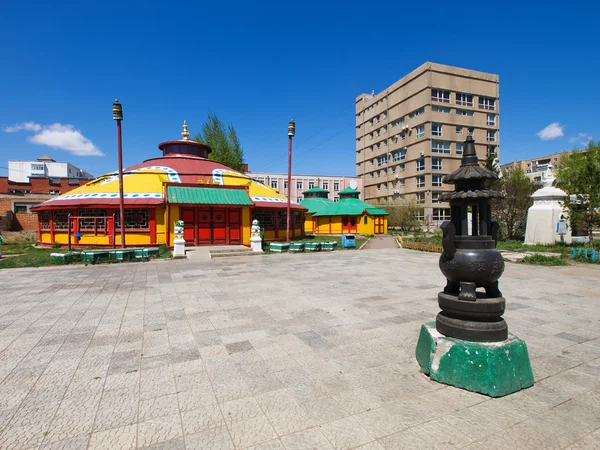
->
[0, 240, 172, 269]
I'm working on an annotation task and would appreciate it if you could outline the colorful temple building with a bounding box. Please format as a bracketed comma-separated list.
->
[31, 123, 306, 248]
[300, 187, 388, 234]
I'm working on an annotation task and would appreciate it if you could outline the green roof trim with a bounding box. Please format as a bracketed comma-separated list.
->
[338, 187, 360, 196]
[313, 198, 388, 217]
[167, 186, 254, 205]
[302, 187, 330, 195]
[299, 197, 334, 214]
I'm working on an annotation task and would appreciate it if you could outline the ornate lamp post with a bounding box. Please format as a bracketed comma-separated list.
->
[112, 99, 126, 248]
[286, 119, 295, 243]
[415, 135, 534, 397]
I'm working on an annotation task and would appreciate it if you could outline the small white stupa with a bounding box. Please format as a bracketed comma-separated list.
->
[524, 165, 571, 245]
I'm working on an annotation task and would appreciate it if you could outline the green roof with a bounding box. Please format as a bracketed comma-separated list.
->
[302, 187, 329, 195]
[299, 197, 334, 214]
[167, 186, 254, 205]
[337, 187, 360, 196]
[313, 198, 388, 217]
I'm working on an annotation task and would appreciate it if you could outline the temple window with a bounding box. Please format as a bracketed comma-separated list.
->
[53, 210, 72, 230]
[252, 210, 274, 229]
[115, 209, 149, 230]
[78, 209, 108, 230]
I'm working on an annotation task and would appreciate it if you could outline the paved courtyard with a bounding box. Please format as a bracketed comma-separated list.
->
[0, 248, 599, 449]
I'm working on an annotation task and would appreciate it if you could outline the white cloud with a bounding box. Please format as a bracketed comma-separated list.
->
[569, 132, 592, 146]
[537, 122, 564, 140]
[3, 122, 103, 156]
[3, 121, 42, 133]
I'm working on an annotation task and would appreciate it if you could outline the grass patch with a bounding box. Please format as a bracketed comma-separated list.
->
[0, 242, 173, 269]
[496, 240, 573, 255]
[520, 254, 568, 266]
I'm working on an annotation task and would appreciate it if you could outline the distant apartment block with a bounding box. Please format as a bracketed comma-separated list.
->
[355, 62, 499, 225]
[246, 171, 362, 203]
[8, 156, 94, 183]
[500, 150, 583, 184]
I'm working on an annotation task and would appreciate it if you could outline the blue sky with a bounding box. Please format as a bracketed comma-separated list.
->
[1, 0, 598, 179]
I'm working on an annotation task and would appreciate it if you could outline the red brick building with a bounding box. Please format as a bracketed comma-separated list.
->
[0, 177, 88, 231]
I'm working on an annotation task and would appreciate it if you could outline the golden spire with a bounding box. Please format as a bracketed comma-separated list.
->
[181, 120, 190, 140]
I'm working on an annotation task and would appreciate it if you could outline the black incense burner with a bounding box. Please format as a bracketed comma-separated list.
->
[437, 136, 507, 342]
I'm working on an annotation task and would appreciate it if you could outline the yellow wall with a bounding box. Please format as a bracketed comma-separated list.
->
[358, 215, 374, 235]
[303, 214, 315, 233]
[242, 208, 251, 246]
[313, 214, 388, 235]
[155, 207, 166, 245]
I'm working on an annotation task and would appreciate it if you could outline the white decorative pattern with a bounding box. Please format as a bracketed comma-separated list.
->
[101, 166, 181, 185]
[46, 192, 163, 202]
[251, 196, 298, 204]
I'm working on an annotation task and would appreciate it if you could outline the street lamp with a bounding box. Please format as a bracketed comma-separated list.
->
[112, 99, 126, 248]
[286, 119, 295, 243]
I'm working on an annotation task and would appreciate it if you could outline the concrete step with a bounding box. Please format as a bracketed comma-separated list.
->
[210, 247, 252, 254]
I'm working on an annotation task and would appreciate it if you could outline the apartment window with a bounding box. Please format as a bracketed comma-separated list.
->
[377, 184, 381, 191]
[333, 182, 340, 191]
[334, 196, 339, 202]
[433, 208, 451, 221]
[308, 181, 315, 189]
[432, 105, 451, 113]
[432, 174, 443, 187]
[370, 173, 374, 179]
[409, 107, 425, 118]
[322, 181, 329, 190]
[416, 158, 425, 172]
[370, 160, 374, 166]
[468, 127, 474, 136]
[382, 125, 387, 134]
[479, 96, 496, 110]
[270, 180, 278, 189]
[382, 112, 387, 119]
[296, 181, 303, 189]
[370, 145, 374, 152]
[8, 189, 31, 195]
[456, 109, 474, 117]
[487, 146, 497, 158]
[31, 164, 45, 171]
[456, 126, 463, 135]
[391, 118, 404, 127]
[487, 130, 496, 142]
[432, 192, 442, 203]
[391, 148, 406, 161]
[487, 114, 496, 126]
[376, 170, 381, 177]
[377, 155, 388, 166]
[296, 196, 303, 202]
[369, 133, 373, 140]
[416, 125, 425, 139]
[383, 168, 387, 176]
[284, 181, 288, 189]
[456, 93, 474, 107]
[432, 89, 450, 103]
[432, 157, 442, 170]
[432, 123, 443, 137]
[416, 175, 426, 188]
[14, 203, 32, 213]
[432, 140, 451, 154]
[416, 192, 425, 205]
[456, 142, 463, 155]
[49, 189, 60, 195]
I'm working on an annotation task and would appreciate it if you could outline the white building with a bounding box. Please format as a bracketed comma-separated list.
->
[8, 156, 94, 183]
[246, 171, 363, 203]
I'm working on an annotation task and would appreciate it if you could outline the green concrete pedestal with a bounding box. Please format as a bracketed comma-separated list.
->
[416, 322, 534, 397]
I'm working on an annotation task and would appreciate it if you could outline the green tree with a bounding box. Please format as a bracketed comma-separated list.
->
[371, 198, 424, 231]
[494, 167, 540, 241]
[194, 112, 245, 172]
[556, 141, 600, 248]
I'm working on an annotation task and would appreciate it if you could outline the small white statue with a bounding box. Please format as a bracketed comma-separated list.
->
[250, 219, 263, 252]
[173, 219, 186, 258]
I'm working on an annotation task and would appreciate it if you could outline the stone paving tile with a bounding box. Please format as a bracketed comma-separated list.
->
[280, 428, 335, 449]
[0, 251, 599, 449]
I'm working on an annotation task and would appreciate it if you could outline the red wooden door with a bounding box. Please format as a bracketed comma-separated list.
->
[374, 216, 384, 234]
[228, 209, 241, 244]
[182, 208, 195, 244]
[212, 209, 226, 244]
[197, 208, 211, 244]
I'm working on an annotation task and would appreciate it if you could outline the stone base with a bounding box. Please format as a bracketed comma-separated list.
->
[250, 237, 263, 253]
[415, 322, 534, 397]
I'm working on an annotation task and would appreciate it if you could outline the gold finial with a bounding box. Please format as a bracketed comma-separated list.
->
[182, 120, 190, 140]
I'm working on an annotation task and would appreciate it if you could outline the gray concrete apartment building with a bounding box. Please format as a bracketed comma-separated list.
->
[355, 62, 499, 225]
